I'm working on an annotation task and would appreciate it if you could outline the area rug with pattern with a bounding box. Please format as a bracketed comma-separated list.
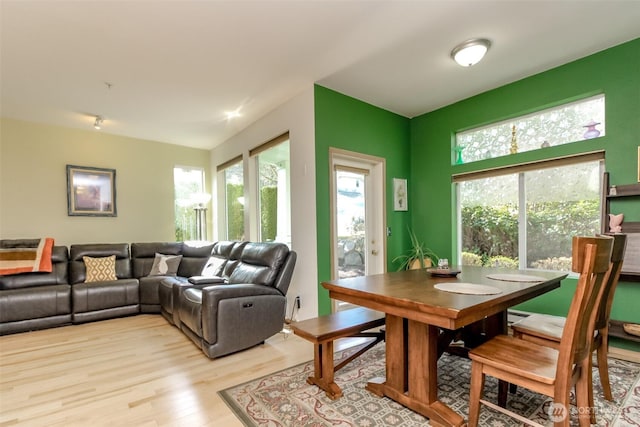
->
[219, 342, 640, 426]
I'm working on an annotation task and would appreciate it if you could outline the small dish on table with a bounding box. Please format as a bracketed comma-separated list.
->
[426, 267, 461, 277]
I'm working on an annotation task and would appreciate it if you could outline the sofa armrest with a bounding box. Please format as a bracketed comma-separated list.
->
[201, 283, 282, 302]
[188, 276, 225, 285]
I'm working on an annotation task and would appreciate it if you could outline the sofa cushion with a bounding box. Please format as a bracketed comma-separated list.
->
[0, 284, 71, 323]
[219, 241, 247, 279]
[200, 241, 238, 277]
[130, 242, 214, 279]
[228, 242, 289, 287]
[177, 243, 216, 278]
[83, 255, 117, 282]
[131, 242, 182, 278]
[0, 245, 69, 291]
[148, 253, 182, 276]
[179, 288, 203, 336]
[200, 256, 226, 277]
[71, 277, 140, 324]
[138, 276, 170, 308]
[69, 244, 131, 284]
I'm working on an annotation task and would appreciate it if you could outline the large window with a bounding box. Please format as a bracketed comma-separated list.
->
[219, 157, 244, 241]
[250, 134, 291, 245]
[456, 154, 603, 271]
[216, 132, 291, 246]
[174, 166, 205, 241]
[456, 95, 605, 164]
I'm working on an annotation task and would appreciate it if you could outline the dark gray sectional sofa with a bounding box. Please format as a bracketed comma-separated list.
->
[0, 239, 296, 359]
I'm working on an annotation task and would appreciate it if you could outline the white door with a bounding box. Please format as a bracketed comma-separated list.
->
[329, 149, 386, 312]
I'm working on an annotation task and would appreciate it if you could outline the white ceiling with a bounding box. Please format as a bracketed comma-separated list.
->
[1, 1, 639, 150]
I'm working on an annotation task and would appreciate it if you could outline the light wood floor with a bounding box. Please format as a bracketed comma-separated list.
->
[0, 315, 319, 426]
[5, 315, 634, 427]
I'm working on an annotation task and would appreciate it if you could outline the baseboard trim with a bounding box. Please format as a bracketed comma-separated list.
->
[609, 346, 640, 363]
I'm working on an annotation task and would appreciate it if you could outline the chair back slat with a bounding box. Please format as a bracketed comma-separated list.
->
[571, 236, 612, 274]
[595, 234, 627, 330]
[559, 236, 613, 374]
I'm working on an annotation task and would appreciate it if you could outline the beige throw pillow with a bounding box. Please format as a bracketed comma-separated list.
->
[148, 253, 183, 276]
[83, 255, 117, 283]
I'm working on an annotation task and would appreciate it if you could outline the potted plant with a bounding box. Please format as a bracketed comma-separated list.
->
[393, 227, 439, 270]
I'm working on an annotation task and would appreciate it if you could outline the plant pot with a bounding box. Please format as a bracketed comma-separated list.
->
[409, 258, 432, 270]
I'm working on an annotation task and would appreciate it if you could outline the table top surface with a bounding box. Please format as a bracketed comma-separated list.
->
[322, 265, 568, 329]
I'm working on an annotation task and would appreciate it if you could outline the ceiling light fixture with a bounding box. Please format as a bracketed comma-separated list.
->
[450, 38, 491, 67]
[225, 109, 241, 120]
[94, 116, 103, 130]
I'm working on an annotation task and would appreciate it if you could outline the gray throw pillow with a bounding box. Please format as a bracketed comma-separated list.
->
[148, 253, 183, 276]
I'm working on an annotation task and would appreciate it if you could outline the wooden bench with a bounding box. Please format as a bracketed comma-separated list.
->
[289, 307, 385, 399]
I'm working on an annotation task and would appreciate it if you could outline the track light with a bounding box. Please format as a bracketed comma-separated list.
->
[94, 116, 103, 130]
[451, 38, 491, 67]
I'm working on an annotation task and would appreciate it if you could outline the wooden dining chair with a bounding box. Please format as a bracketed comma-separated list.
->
[511, 233, 627, 403]
[467, 235, 614, 427]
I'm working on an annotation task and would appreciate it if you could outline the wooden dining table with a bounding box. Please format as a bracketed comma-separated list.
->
[322, 265, 568, 427]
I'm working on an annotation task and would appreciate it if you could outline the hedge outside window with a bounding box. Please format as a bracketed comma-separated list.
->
[456, 155, 603, 271]
[253, 138, 291, 245]
[223, 161, 245, 241]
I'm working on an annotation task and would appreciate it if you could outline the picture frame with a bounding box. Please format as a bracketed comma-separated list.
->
[393, 178, 408, 211]
[66, 165, 117, 216]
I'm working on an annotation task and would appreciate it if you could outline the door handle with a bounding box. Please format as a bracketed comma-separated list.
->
[371, 250, 378, 255]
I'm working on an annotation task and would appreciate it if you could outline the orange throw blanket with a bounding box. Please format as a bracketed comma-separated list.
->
[0, 238, 54, 275]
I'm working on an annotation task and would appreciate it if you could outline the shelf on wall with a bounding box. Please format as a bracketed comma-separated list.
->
[609, 320, 640, 343]
[602, 172, 640, 281]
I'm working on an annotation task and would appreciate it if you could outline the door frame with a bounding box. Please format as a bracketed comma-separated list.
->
[329, 148, 386, 310]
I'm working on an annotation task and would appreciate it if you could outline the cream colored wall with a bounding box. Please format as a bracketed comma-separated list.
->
[0, 118, 211, 247]
[211, 87, 318, 321]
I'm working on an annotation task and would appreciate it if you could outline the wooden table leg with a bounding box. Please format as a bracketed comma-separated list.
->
[367, 314, 406, 396]
[367, 316, 465, 427]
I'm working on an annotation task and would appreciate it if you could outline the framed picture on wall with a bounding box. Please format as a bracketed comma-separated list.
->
[66, 165, 117, 216]
[393, 178, 408, 211]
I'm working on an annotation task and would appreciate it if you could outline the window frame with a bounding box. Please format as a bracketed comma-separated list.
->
[455, 94, 605, 164]
[215, 131, 291, 245]
[454, 151, 605, 272]
[250, 132, 291, 245]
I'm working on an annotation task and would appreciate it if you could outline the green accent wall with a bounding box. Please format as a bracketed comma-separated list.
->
[314, 85, 411, 315]
[315, 39, 639, 350]
[410, 38, 640, 350]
